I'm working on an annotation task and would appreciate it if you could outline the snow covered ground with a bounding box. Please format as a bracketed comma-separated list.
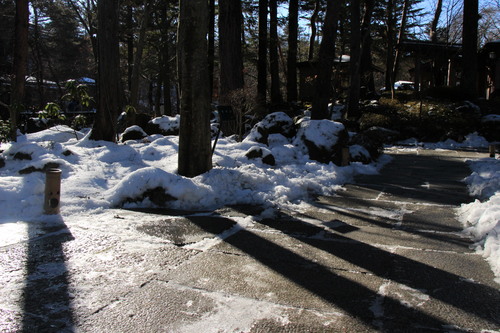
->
[0, 124, 385, 243]
[0, 126, 498, 283]
[458, 155, 500, 283]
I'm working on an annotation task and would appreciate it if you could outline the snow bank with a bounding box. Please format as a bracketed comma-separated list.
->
[458, 157, 500, 284]
[0, 124, 385, 223]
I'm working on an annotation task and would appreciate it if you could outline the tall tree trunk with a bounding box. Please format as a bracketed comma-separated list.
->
[130, 0, 152, 110]
[392, 0, 409, 97]
[91, 0, 122, 142]
[360, 0, 375, 95]
[269, 0, 282, 105]
[32, 5, 46, 110]
[160, 4, 172, 116]
[287, 0, 299, 102]
[219, 0, 244, 104]
[430, 0, 443, 87]
[347, 0, 361, 120]
[177, 0, 212, 177]
[384, 0, 396, 92]
[461, 0, 478, 97]
[127, 5, 133, 92]
[155, 72, 162, 117]
[10, 0, 29, 142]
[430, 0, 443, 42]
[311, 0, 340, 120]
[308, 0, 321, 61]
[257, 0, 268, 108]
[208, 0, 215, 101]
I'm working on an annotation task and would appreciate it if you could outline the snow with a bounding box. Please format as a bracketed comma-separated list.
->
[397, 132, 490, 150]
[150, 114, 180, 133]
[481, 114, 500, 123]
[0, 124, 383, 224]
[1, 121, 498, 313]
[293, 119, 345, 151]
[458, 157, 500, 284]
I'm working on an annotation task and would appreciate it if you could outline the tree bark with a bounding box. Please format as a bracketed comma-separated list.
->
[127, 5, 133, 92]
[177, 0, 212, 177]
[384, 0, 396, 92]
[287, 0, 299, 102]
[257, 0, 268, 107]
[347, 0, 361, 120]
[392, 0, 410, 97]
[218, 0, 244, 104]
[360, 0, 375, 95]
[160, 3, 172, 116]
[311, 0, 340, 120]
[10, 0, 29, 142]
[269, 0, 282, 105]
[462, 0, 478, 97]
[430, 0, 443, 87]
[430, 0, 443, 43]
[130, 0, 152, 110]
[208, 0, 215, 101]
[91, 0, 122, 142]
[308, 0, 321, 61]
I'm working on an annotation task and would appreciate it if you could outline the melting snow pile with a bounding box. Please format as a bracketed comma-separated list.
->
[0, 120, 385, 222]
[458, 157, 500, 283]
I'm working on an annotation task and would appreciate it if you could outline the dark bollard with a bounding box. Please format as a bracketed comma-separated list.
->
[44, 168, 62, 215]
[341, 147, 350, 166]
[489, 144, 496, 158]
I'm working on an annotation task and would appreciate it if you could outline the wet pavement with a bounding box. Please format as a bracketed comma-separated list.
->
[1, 148, 499, 332]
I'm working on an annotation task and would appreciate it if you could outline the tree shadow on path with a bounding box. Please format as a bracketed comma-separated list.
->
[21, 217, 75, 333]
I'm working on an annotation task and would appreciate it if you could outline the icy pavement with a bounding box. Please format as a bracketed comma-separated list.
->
[1, 148, 499, 332]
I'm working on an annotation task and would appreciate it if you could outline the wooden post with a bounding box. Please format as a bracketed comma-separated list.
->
[489, 144, 496, 158]
[44, 168, 61, 215]
[341, 147, 350, 166]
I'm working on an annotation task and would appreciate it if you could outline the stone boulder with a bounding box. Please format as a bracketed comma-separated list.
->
[120, 125, 147, 142]
[349, 144, 372, 164]
[292, 119, 348, 165]
[349, 126, 399, 161]
[126, 186, 177, 207]
[245, 112, 295, 145]
[245, 146, 276, 166]
[480, 114, 500, 142]
[147, 115, 181, 136]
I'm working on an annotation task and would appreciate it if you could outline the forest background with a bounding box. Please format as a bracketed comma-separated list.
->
[1, 0, 500, 176]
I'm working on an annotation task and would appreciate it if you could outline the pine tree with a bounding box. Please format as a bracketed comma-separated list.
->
[91, 0, 122, 142]
[177, 0, 212, 177]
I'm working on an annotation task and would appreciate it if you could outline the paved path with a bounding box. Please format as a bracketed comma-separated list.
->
[1, 148, 499, 332]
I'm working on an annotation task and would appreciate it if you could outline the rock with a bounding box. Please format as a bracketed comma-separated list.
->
[349, 144, 372, 164]
[245, 112, 295, 145]
[133, 187, 177, 207]
[13, 152, 32, 160]
[245, 146, 276, 166]
[19, 162, 60, 175]
[0, 157, 5, 168]
[363, 126, 400, 143]
[293, 119, 348, 165]
[480, 114, 500, 142]
[121, 125, 147, 142]
[147, 115, 180, 136]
